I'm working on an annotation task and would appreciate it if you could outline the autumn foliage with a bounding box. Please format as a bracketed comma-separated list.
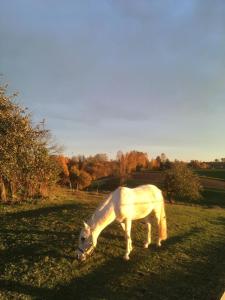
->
[54, 151, 150, 190]
[117, 151, 149, 183]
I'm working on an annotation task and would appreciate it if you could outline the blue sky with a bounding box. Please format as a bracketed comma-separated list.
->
[1, 0, 225, 161]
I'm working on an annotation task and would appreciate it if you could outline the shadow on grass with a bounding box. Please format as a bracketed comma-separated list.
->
[0, 204, 224, 300]
[197, 189, 225, 208]
[0, 202, 87, 299]
[165, 226, 202, 247]
[1, 202, 91, 219]
[51, 240, 225, 300]
[0, 202, 87, 260]
[0, 279, 52, 299]
[52, 222, 225, 300]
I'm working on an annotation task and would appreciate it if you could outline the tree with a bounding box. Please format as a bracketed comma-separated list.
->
[149, 158, 160, 170]
[83, 153, 113, 180]
[69, 165, 80, 190]
[55, 155, 71, 187]
[189, 160, 202, 169]
[78, 170, 92, 190]
[116, 150, 149, 184]
[117, 151, 127, 184]
[69, 165, 92, 190]
[0, 176, 6, 202]
[164, 162, 202, 202]
[0, 84, 59, 201]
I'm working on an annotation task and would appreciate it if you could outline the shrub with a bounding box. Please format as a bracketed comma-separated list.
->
[164, 162, 202, 201]
[0, 84, 59, 201]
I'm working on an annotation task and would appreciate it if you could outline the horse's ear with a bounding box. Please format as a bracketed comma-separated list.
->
[83, 221, 90, 230]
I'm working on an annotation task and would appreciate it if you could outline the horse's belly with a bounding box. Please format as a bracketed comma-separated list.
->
[118, 203, 153, 221]
[132, 205, 153, 220]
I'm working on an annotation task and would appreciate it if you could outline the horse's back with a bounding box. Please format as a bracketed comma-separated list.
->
[131, 184, 162, 199]
[113, 185, 163, 221]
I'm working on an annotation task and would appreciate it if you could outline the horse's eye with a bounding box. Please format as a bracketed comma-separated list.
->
[81, 237, 85, 242]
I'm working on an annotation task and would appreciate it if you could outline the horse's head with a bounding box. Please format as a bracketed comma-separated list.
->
[76, 221, 95, 261]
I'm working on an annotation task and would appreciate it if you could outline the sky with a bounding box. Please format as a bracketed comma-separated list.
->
[1, 0, 225, 161]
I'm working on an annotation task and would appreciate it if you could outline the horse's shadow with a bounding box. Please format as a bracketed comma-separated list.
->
[164, 226, 202, 247]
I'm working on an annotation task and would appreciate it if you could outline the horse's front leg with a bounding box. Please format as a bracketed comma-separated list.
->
[124, 219, 132, 260]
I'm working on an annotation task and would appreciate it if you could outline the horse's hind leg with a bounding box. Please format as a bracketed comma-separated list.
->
[154, 209, 162, 247]
[144, 222, 151, 249]
[124, 219, 132, 260]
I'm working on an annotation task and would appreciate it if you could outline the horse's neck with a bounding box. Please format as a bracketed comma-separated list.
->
[89, 194, 115, 244]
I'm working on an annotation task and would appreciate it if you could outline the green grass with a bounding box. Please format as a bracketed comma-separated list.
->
[196, 169, 225, 180]
[0, 188, 225, 300]
[201, 188, 225, 208]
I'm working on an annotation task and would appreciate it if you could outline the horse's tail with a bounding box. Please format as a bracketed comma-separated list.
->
[159, 198, 167, 241]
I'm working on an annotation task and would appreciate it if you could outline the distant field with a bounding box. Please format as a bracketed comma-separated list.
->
[195, 169, 225, 180]
[131, 170, 225, 192]
[0, 188, 224, 300]
[93, 170, 225, 194]
[201, 188, 225, 207]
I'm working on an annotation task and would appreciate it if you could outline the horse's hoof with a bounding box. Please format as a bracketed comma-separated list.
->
[123, 255, 130, 261]
[144, 243, 149, 249]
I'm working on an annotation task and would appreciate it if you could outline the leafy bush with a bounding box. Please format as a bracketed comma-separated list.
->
[164, 162, 202, 201]
[0, 84, 59, 201]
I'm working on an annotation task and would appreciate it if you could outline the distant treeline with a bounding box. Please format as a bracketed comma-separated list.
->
[189, 159, 225, 169]
[55, 152, 225, 192]
[55, 151, 151, 190]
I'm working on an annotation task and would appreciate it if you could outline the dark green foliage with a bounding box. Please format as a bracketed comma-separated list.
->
[164, 162, 202, 201]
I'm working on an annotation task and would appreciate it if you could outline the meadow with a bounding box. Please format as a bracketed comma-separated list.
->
[0, 188, 224, 300]
[195, 169, 225, 181]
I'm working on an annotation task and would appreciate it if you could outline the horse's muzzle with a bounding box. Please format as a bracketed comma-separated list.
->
[76, 253, 86, 261]
[75, 249, 86, 261]
[75, 245, 95, 261]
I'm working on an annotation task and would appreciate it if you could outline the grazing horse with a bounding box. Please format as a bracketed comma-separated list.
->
[76, 184, 167, 261]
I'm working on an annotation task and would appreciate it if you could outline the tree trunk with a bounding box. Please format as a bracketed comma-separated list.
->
[0, 181, 7, 202]
[69, 180, 72, 190]
[9, 181, 15, 201]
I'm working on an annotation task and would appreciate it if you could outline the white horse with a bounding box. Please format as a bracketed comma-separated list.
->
[76, 184, 167, 261]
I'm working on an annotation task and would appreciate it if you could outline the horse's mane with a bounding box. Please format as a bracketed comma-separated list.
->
[96, 193, 113, 212]
[89, 193, 113, 225]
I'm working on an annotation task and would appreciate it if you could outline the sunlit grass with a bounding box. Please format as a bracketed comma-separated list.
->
[0, 188, 224, 299]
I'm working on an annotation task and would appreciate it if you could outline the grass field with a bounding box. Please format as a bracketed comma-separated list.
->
[92, 170, 225, 193]
[195, 169, 225, 180]
[0, 188, 225, 300]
